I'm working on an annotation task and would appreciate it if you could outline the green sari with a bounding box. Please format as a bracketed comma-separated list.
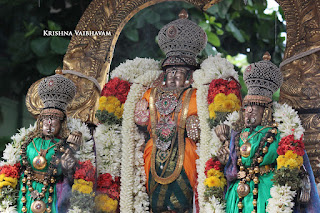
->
[225, 126, 280, 213]
[17, 138, 61, 213]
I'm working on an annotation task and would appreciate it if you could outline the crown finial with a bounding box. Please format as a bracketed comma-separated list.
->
[179, 9, 188, 19]
[263, 52, 271, 61]
[55, 67, 63, 75]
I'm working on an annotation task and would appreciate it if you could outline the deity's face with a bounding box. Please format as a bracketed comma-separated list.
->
[42, 116, 62, 138]
[244, 105, 264, 128]
[165, 66, 189, 89]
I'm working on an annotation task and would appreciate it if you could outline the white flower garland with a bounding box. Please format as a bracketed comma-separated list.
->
[193, 55, 239, 212]
[192, 54, 238, 89]
[115, 58, 162, 212]
[195, 85, 212, 213]
[1, 124, 36, 167]
[119, 83, 149, 213]
[111, 57, 161, 87]
[266, 185, 296, 213]
[0, 118, 92, 213]
[273, 102, 304, 139]
[204, 195, 226, 213]
[94, 124, 122, 177]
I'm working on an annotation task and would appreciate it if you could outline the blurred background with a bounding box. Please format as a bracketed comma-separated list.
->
[0, 0, 286, 155]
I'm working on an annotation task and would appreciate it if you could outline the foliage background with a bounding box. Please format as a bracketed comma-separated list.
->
[0, 0, 286, 154]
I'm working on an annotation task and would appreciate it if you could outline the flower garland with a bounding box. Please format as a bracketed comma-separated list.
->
[192, 54, 238, 88]
[96, 77, 131, 124]
[94, 124, 122, 177]
[193, 55, 239, 212]
[94, 57, 161, 212]
[0, 117, 93, 213]
[120, 83, 150, 212]
[265, 103, 306, 213]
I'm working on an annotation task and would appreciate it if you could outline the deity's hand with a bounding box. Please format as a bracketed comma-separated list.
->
[135, 99, 150, 126]
[186, 115, 200, 142]
[214, 124, 230, 144]
[217, 145, 230, 165]
[61, 149, 77, 172]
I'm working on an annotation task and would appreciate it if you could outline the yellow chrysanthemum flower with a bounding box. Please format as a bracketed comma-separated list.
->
[207, 169, 223, 178]
[0, 176, 18, 189]
[209, 105, 216, 119]
[105, 104, 116, 113]
[99, 96, 107, 105]
[72, 179, 94, 194]
[106, 96, 121, 107]
[220, 177, 227, 188]
[226, 93, 239, 102]
[284, 150, 298, 159]
[214, 93, 227, 103]
[277, 155, 286, 169]
[98, 96, 108, 111]
[114, 104, 124, 118]
[213, 102, 225, 112]
[95, 194, 118, 212]
[284, 158, 300, 169]
[223, 100, 236, 112]
[204, 176, 221, 188]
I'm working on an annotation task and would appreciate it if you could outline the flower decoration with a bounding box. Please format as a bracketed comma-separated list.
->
[203, 157, 226, 206]
[0, 163, 21, 179]
[95, 193, 118, 213]
[207, 79, 241, 105]
[277, 134, 305, 156]
[73, 160, 96, 182]
[72, 179, 94, 195]
[101, 77, 131, 104]
[96, 77, 131, 124]
[97, 173, 120, 200]
[207, 79, 241, 128]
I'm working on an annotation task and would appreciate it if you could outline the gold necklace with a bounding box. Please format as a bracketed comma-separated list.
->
[32, 139, 57, 170]
[239, 126, 271, 158]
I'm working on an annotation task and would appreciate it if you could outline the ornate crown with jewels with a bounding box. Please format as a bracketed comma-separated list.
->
[243, 52, 283, 106]
[38, 74, 76, 111]
[158, 9, 207, 68]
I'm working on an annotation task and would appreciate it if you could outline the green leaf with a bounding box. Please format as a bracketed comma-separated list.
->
[30, 37, 51, 57]
[209, 16, 216, 24]
[124, 29, 139, 42]
[36, 56, 61, 75]
[216, 28, 224, 35]
[204, 43, 217, 56]
[48, 20, 61, 31]
[206, 31, 220, 47]
[199, 21, 211, 32]
[213, 22, 222, 28]
[226, 21, 245, 43]
[50, 37, 70, 55]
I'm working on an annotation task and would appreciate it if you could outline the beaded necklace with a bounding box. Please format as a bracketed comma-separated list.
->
[235, 123, 278, 213]
[20, 137, 65, 213]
